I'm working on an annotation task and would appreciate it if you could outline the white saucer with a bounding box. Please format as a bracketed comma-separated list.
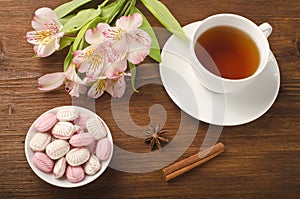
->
[159, 21, 280, 126]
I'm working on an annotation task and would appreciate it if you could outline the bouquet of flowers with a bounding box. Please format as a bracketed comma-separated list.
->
[26, 0, 186, 98]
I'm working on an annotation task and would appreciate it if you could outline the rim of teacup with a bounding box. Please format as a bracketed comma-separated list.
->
[190, 13, 271, 84]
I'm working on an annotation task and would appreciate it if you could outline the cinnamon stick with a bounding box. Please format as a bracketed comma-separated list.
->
[162, 142, 224, 182]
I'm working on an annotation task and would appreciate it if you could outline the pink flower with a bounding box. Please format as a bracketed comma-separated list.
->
[26, 7, 64, 57]
[104, 13, 151, 65]
[73, 23, 111, 78]
[87, 75, 127, 99]
[106, 75, 127, 98]
[73, 44, 109, 78]
[47, 13, 151, 99]
[87, 59, 130, 98]
[85, 23, 110, 45]
[38, 63, 85, 97]
[73, 21, 131, 99]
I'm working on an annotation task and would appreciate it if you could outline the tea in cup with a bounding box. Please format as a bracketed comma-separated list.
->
[190, 14, 272, 93]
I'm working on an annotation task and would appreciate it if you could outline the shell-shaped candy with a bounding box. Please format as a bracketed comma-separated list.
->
[83, 154, 101, 175]
[86, 118, 107, 140]
[32, 152, 54, 173]
[66, 148, 90, 166]
[74, 125, 84, 134]
[74, 114, 90, 130]
[34, 113, 57, 132]
[86, 140, 97, 154]
[53, 157, 67, 178]
[46, 139, 70, 160]
[69, 133, 94, 147]
[66, 166, 85, 183]
[56, 107, 79, 122]
[30, 132, 51, 152]
[96, 138, 112, 161]
[52, 122, 75, 139]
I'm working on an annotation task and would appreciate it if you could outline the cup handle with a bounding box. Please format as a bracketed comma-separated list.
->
[259, 23, 272, 38]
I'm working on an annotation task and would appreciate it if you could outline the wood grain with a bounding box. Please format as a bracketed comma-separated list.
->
[0, 0, 299, 198]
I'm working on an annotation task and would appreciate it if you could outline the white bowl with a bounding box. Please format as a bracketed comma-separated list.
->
[25, 106, 113, 188]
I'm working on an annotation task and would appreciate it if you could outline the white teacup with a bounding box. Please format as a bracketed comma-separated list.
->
[190, 13, 272, 93]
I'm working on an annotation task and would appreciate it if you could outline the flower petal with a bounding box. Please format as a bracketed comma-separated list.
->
[64, 63, 85, 85]
[38, 72, 65, 91]
[103, 29, 128, 63]
[65, 80, 86, 97]
[116, 13, 142, 31]
[32, 7, 62, 31]
[87, 79, 106, 98]
[69, 87, 80, 97]
[26, 31, 41, 45]
[103, 58, 127, 78]
[127, 29, 151, 64]
[106, 76, 126, 98]
[73, 50, 87, 67]
[108, 44, 127, 63]
[74, 46, 96, 72]
[104, 27, 128, 46]
[85, 23, 110, 45]
[76, 45, 108, 78]
[35, 36, 60, 57]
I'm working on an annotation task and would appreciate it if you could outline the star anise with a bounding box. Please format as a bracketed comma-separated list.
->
[144, 124, 169, 151]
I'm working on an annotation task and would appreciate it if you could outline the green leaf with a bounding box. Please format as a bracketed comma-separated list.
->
[61, 7, 101, 33]
[140, 0, 188, 42]
[130, 7, 161, 63]
[58, 37, 75, 51]
[64, 47, 74, 72]
[100, 0, 126, 24]
[60, 14, 75, 25]
[72, 16, 103, 52]
[128, 62, 138, 92]
[54, 0, 93, 19]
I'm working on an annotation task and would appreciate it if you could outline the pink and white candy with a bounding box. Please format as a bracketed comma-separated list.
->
[30, 132, 51, 152]
[32, 152, 54, 173]
[46, 139, 70, 160]
[66, 166, 85, 183]
[96, 138, 112, 161]
[86, 118, 107, 140]
[86, 140, 97, 154]
[74, 125, 84, 134]
[34, 112, 57, 132]
[52, 121, 75, 139]
[29, 107, 113, 183]
[53, 157, 67, 178]
[56, 107, 79, 122]
[69, 133, 94, 147]
[74, 114, 90, 130]
[66, 148, 90, 166]
[83, 154, 101, 175]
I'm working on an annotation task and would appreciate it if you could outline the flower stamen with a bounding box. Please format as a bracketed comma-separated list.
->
[95, 79, 106, 92]
[105, 28, 124, 41]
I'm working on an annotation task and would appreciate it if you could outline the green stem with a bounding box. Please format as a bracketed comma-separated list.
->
[103, 0, 127, 24]
[124, 0, 136, 16]
[100, 0, 111, 7]
[116, 0, 131, 19]
[128, 61, 138, 92]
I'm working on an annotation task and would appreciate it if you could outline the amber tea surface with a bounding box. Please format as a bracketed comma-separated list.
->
[195, 26, 260, 79]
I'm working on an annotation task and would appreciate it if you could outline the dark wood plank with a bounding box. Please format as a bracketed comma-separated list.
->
[0, 0, 299, 198]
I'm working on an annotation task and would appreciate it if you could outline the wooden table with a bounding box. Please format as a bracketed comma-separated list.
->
[1, 0, 299, 198]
